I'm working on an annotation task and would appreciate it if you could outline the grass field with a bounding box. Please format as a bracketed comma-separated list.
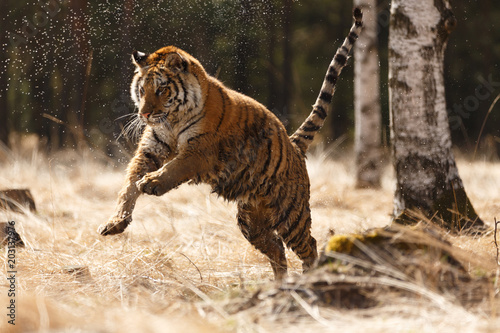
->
[1, 143, 499, 332]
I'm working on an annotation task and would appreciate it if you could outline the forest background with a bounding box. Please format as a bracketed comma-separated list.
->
[1, 1, 500, 331]
[1, 0, 499, 157]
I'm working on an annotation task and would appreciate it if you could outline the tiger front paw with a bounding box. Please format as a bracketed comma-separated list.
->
[136, 173, 167, 196]
[98, 216, 132, 236]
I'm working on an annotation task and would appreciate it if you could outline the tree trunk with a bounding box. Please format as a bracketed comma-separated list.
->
[389, 0, 484, 232]
[119, 0, 134, 90]
[68, 0, 90, 147]
[354, 0, 382, 188]
[0, 0, 9, 146]
[281, 0, 292, 127]
[265, 0, 278, 113]
[234, 0, 252, 95]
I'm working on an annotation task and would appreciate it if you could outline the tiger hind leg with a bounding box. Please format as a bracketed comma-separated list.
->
[237, 206, 287, 279]
[279, 206, 318, 274]
[293, 235, 317, 273]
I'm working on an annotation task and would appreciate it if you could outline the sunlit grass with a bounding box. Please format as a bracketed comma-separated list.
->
[0, 143, 499, 332]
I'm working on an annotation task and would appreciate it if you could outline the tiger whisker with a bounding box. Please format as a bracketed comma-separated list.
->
[114, 112, 137, 121]
[116, 114, 145, 142]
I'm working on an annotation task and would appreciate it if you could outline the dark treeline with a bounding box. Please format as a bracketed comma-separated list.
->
[0, 0, 499, 157]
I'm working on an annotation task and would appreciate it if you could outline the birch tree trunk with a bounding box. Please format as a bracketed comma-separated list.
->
[388, 0, 484, 231]
[354, 0, 382, 188]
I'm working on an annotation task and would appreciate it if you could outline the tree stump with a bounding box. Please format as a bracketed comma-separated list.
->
[0, 221, 25, 247]
[0, 189, 37, 213]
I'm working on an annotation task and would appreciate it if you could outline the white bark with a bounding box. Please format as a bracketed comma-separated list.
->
[388, 0, 483, 229]
[354, 0, 382, 188]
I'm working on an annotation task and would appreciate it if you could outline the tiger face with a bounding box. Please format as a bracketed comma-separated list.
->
[130, 48, 203, 128]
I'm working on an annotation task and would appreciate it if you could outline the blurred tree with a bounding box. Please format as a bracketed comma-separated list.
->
[445, 0, 500, 153]
[353, 0, 382, 188]
[67, 0, 90, 147]
[389, 0, 484, 231]
[234, 0, 253, 94]
[1, 0, 497, 156]
[264, 0, 279, 112]
[119, 0, 135, 90]
[0, 0, 8, 146]
[280, 0, 292, 126]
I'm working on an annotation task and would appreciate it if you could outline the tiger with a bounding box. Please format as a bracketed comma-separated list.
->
[97, 8, 363, 279]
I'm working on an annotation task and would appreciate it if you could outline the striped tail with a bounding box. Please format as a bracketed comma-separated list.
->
[290, 8, 363, 154]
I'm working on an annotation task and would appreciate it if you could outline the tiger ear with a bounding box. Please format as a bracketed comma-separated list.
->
[132, 51, 148, 68]
[165, 52, 186, 73]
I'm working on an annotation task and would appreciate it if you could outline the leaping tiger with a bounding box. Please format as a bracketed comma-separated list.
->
[98, 8, 363, 279]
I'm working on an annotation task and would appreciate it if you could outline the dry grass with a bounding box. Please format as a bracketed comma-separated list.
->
[0, 143, 499, 332]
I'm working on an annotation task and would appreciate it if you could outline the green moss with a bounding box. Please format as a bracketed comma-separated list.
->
[325, 234, 358, 254]
[325, 229, 387, 254]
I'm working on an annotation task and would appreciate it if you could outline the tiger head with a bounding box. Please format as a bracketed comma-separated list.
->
[130, 46, 205, 127]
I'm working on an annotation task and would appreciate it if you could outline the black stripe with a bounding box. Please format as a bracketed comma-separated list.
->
[261, 138, 273, 175]
[237, 215, 249, 229]
[253, 113, 269, 169]
[348, 31, 359, 45]
[177, 76, 188, 105]
[178, 113, 204, 136]
[341, 46, 349, 54]
[291, 243, 311, 257]
[326, 73, 337, 85]
[334, 53, 347, 66]
[355, 21, 362, 27]
[167, 84, 181, 107]
[152, 129, 172, 152]
[272, 187, 298, 230]
[319, 91, 333, 103]
[257, 128, 283, 192]
[296, 243, 312, 256]
[298, 134, 314, 141]
[162, 78, 173, 95]
[302, 121, 321, 133]
[263, 179, 274, 197]
[353, 8, 362, 20]
[281, 201, 305, 240]
[287, 217, 310, 246]
[215, 87, 226, 131]
[273, 132, 284, 174]
[313, 106, 327, 119]
[253, 111, 267, 143]
[170, 78, 180, 96]
[187, 133, 207, 144]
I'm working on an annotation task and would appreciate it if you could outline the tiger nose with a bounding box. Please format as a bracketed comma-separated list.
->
[141, 112, 151, 119]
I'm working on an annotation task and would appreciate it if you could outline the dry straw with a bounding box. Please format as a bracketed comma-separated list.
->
[0, 144, 499, 332]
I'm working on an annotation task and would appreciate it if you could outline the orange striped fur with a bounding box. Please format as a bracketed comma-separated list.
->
[98, 9, 363, 279]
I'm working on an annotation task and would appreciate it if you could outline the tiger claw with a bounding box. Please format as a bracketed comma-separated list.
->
[98, 216, 131, 236]
[136, 175, 166, 196]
